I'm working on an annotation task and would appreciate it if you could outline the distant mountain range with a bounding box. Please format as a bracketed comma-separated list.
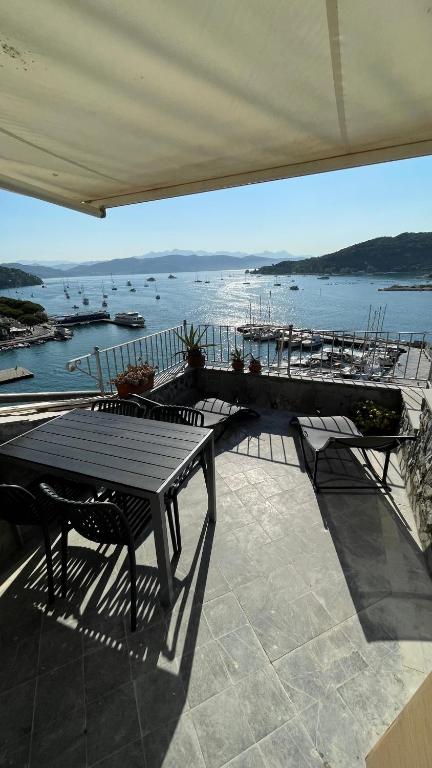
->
[1, 250, 302, 279]
[254, 232, 432, 276]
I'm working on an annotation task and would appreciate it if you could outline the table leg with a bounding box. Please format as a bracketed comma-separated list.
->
[204, 436, 216, 523]
[151, 494, 174, 607]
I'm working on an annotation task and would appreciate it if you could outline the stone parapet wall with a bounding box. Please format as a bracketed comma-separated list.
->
[400, 389, 432, 573]
[195, 367, 402, 416]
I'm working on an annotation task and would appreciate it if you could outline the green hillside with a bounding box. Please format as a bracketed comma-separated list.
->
[255, 232, 432, 275]
[0, 296, 47, 325]
[0, 265, 43, 288]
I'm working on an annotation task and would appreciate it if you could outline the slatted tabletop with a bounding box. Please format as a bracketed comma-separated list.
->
[0, 408, 212, 496]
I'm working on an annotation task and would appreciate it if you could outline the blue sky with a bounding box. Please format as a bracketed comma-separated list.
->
[2, 155, 432, 263]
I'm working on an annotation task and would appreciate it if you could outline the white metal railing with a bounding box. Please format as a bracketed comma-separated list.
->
[66, 324, 186, 394]
[66, 323, 432, 392]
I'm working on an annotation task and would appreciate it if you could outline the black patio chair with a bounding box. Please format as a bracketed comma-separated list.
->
[91, 398, 143, 417]
[0, 478, 95, 604]
[293, 415, 415, 492]
[148, 404, 207, 553]
[38, 483, 177, 631]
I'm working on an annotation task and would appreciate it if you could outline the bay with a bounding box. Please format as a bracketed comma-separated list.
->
[0, 270, 430, 395]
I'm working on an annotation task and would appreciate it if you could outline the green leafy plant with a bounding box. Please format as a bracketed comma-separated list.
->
[249, 354, 262, 374]
[351, 399, 400, 435]
[230, 348, 244, 362]
[175, 324, 215, 352]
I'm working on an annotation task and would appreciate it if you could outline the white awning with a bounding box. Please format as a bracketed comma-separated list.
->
[2, 1, 432, 217]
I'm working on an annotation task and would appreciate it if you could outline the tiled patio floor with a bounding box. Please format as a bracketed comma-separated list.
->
[1, 409, 432, 767]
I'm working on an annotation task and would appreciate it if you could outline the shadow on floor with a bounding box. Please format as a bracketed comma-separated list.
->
[0, 513, 215, 767]
[291, 433, 432, 648]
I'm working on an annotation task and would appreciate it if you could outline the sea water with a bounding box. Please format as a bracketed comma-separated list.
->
[0, 270, 430, 394]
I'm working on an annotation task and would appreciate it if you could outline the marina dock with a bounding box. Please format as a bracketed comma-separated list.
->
[0, 367, 34, 385]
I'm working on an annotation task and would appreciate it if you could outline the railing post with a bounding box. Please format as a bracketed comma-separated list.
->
[93, 346, 105, 394]
[277, 330, 283, 369]
[287, 324, 293, 377]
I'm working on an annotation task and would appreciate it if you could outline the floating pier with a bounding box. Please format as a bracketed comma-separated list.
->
[0, 367, 34, 385]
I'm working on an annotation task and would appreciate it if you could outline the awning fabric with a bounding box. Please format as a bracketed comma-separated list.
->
[1, 1, 432, 217]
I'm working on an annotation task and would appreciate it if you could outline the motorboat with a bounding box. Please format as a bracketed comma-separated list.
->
[113, 312, 145, 327]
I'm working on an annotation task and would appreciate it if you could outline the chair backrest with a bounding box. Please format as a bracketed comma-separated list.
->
[331, 434, 416, 451]
[149, 404, 204, 427]
[39, 483, 131, 545]
[126, 394, 161, 416]
[0, 484, 41, 526]
[91, 398, 142, 418]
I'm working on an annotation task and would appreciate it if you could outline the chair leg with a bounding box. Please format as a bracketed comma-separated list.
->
[41, 525, 55, 604]
[312, 453, 320, 491]
[382, 450, 391, 484]
[61, 525, 68, 599]
[128, 544, 137, 632]
[165, 498, 178, 553]
[172, 493, 182, 553]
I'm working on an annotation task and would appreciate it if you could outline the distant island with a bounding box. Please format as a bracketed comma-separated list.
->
[379, 284, 432, 291]
[0, 265, 43, 289]
[253, 232, 432, 276]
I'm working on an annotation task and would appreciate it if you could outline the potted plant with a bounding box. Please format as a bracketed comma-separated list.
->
[175, 324, 214, 368]
[112, 360, 157, 398]
[351, 399, 400, 435]
[230, 348, 245, 372]
[249, 355, 262, 374]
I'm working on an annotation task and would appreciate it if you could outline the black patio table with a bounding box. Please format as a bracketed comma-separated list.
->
[0, 408, 216, 606]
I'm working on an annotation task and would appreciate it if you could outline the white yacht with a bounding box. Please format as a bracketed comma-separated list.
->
[114, 311, 145, 328]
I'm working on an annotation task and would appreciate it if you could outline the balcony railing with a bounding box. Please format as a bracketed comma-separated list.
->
[66, 323, 432, 393]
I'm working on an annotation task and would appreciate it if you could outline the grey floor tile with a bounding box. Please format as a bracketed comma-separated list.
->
[81, 613, 126, 654]
[224, 473, 250, 492]
[0, 632, 40, 693]
[0, 678, 35, 751]
[127, 620, 170, 679]
[215, 551, 259, 590]
[84, 642, 131, 702]
[30, 713, 86, 768]
[273, 624, 368, 714]
[86, 682, 140, 766]
[223, 745, 266, 767]
[234, 566, 308, 622]
[252, 592, 334, 662]
[217, 625, 268, 683]
[143, 713, 205, 768]
[165, 596, 213, 659]
[337, 661, 425, 746]
[38, 621, 83, 674]
[0, 739, 30, 768]
[235, 665, 295, 741]
[233, 523, 271, 556]
[258, 720, 322, 768]
[135, 665, 188, 734]
[279, 714, 326, 767]
[192, 687, 254, 768]
[90, 738, 145, 767]
[192, 566, 231, 604]
[33, 658, 84, 735]
[300, 687, 368, 768]
[204, 594, 248, 639]
[181, 639, 231, 708]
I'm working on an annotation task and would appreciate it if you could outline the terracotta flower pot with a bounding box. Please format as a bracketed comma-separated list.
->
[116, 373, 155, 398]
[231, 360, 245, 372]
[249, 360, 262, 375]
[186, 349, 205, 368]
